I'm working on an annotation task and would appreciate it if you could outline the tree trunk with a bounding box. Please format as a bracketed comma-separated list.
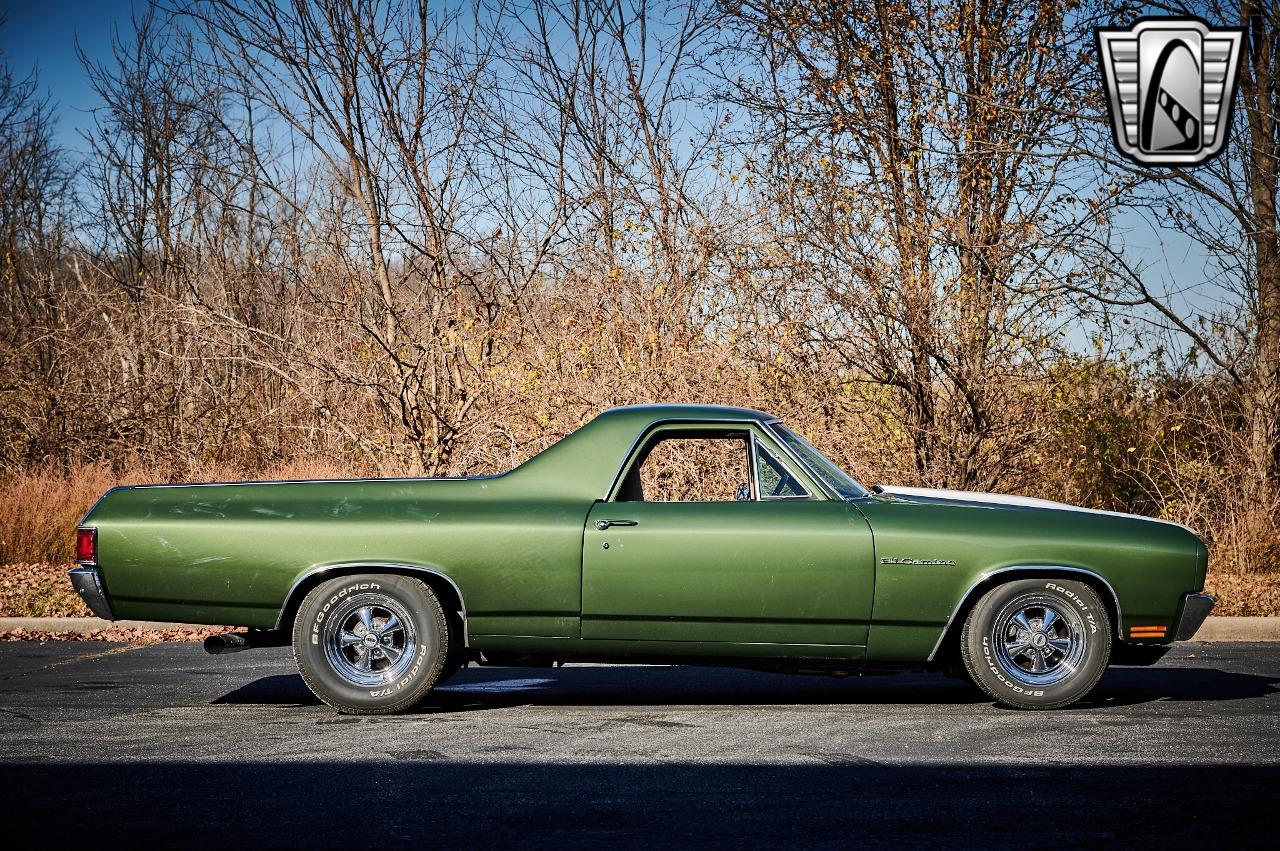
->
[1240, 1, 1280, 552]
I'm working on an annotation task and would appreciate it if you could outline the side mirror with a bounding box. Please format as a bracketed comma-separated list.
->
[735, 482, 752, 502]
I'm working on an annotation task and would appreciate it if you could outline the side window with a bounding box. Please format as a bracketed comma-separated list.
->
[631, 436, 750, 502]
[755, 443, 809, 499]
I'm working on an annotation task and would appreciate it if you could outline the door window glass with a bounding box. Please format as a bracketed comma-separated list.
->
[634, 436, 750, 502]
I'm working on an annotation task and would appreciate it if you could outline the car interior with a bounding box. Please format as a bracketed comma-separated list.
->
[615, 428, 807, 501]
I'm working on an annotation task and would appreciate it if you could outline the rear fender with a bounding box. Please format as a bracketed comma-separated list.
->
[274, 562, 468, 645]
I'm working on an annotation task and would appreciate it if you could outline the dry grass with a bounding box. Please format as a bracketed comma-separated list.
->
[0, 459, 402, 566]
[0, 0, 1275, 635]
[0, 465, 130, 568]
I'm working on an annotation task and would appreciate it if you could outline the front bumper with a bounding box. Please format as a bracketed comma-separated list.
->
[1173, 592, 1215, 641]
[68, 567, 114, 621]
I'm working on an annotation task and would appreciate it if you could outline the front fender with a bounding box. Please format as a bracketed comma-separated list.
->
[923, 565, 1123, 662]
[857, 497, 1203, 663]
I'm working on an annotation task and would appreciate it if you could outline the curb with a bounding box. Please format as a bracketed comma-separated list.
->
[0, 617, 218, 633]
[1189, 616, 1280, 642]
[2, 616, 1279, 640]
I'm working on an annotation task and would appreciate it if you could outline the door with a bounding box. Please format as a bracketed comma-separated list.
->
[581, 425, 875, 649]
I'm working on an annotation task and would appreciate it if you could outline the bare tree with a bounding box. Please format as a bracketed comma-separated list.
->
[509, 0, 733, 373]
[175, 0, 545, 472]
[726, 0, 1106, 489]
[3, 0, 1276, 584]
[0, 35, 76, 464]
[1064, 1, 1280, 563]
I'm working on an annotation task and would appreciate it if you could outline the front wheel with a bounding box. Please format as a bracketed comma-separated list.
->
[292, 573, 448, 714]
[960, 578, 1112, 710]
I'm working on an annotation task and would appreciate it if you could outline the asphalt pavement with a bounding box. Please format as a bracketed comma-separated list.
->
[1, 641, 1277, 848]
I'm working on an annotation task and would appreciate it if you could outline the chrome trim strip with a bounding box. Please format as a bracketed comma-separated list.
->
[603, 420, 679, 500]
[924, 565, 1125, 662]
[69, 567, 114, 621]
[748, 430, 762, 500]
[78, 489, 123, 526]
[130, 474, 505, 490]
[274, 562, 469, 645]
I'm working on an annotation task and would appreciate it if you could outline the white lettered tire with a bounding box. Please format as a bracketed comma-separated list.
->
[960, 578, 1112, 709]
[292, 573, 448, 714]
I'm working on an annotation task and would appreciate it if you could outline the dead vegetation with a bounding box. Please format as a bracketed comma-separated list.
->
[0, 1, 1275, 612]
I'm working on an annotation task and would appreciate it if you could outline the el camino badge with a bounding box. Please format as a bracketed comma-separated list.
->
[881, 557, 957, 566]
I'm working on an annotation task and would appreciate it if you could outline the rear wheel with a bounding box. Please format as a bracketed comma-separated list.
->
[292, 573, 448, 714]
[960, 578, 1111, 709]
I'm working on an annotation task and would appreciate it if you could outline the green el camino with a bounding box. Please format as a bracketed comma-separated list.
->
[70, 404, 1213, 713]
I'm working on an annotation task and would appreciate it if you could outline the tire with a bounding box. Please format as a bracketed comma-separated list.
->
[436, 656, 466, 684]
[292, 573, 449, 715]
[960, 578, 1112, 710]
[942, 656, 976, 686]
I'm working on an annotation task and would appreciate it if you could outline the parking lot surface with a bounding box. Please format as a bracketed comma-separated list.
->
[1, 641, 1277, 847]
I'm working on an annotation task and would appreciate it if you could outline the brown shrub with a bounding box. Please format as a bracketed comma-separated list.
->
[1204, 569, 1280, 617]
[0, 466, 127, 567]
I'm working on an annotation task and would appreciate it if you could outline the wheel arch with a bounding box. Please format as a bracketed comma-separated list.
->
[927, 565, 1123, 663]
[274, 562, 468, 646]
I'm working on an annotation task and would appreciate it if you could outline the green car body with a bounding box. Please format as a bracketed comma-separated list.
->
[71, 404, 1212, 674]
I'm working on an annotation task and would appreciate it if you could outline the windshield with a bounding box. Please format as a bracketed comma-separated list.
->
[769, 424, 868, 499]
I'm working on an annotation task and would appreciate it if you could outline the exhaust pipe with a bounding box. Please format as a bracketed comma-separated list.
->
[204, 630, 286, 655]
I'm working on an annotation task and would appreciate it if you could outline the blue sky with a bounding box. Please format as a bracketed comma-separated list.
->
[1, 0, 133, 151]
[0, 0, 1232, 357]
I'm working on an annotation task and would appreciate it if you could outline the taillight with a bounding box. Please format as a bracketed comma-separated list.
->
[75, 527, 97, 564]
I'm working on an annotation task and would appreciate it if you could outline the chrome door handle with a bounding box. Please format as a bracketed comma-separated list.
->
[595, 519, 638, 530]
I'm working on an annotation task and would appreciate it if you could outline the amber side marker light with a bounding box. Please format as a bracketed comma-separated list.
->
[75, 527, 97, 565]
[1129, 625, 1167, 639]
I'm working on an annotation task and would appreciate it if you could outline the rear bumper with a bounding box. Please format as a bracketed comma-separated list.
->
[68, 568, 114, 621]
[1173, 592, 1215, 641]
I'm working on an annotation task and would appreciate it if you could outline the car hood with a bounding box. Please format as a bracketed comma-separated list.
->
[873, 485, 1196, 534]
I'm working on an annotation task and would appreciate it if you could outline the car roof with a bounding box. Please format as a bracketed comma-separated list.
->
[596, 403, 777, 424]
[500, 403, 781, 499]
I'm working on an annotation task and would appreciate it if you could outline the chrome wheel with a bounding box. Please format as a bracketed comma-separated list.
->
[321, 594, 418, 688]
[991, 597, 1087, 688]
